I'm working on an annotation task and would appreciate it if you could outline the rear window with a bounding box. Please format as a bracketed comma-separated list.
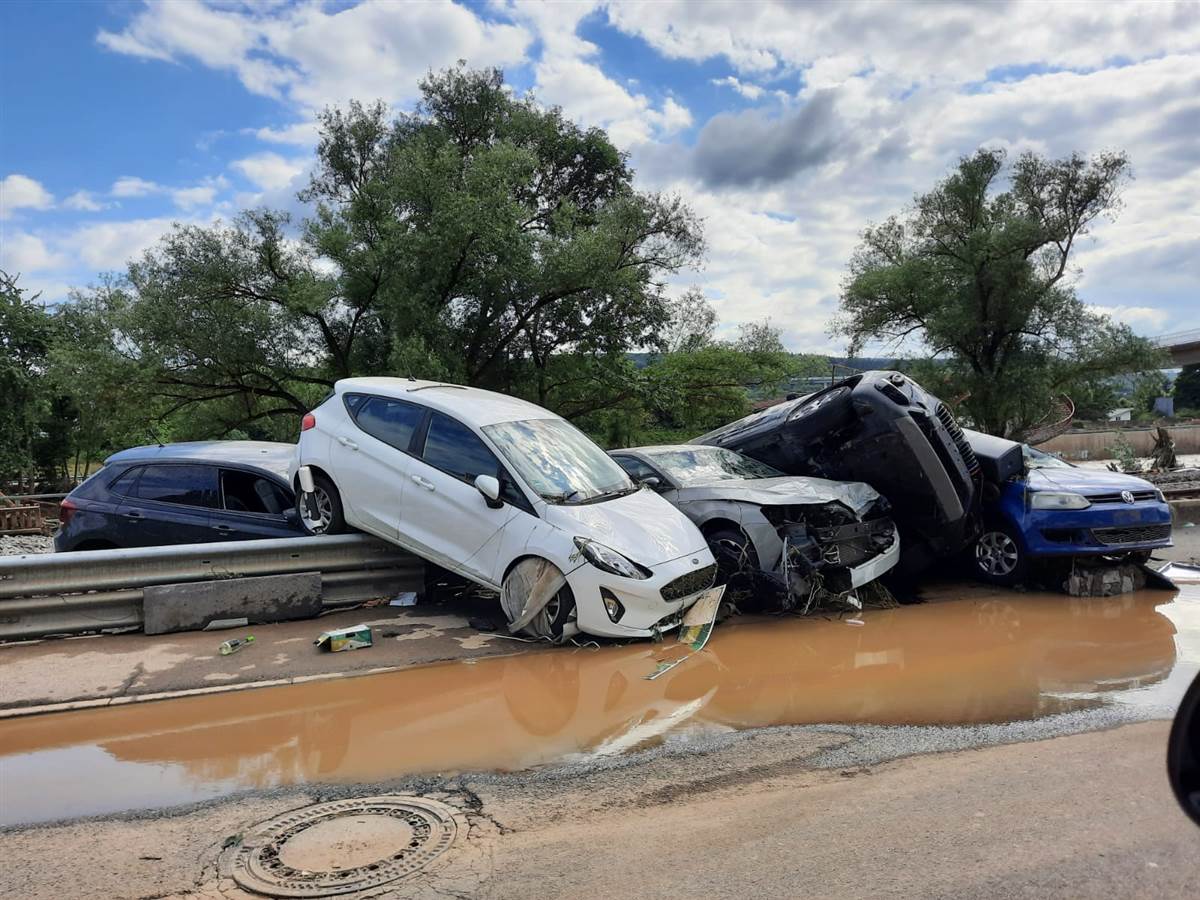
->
[133, 465, 218, 508]
[106, 466, 142, 496]
[353, 396, 424, 452]
[221, 469, 291, 515]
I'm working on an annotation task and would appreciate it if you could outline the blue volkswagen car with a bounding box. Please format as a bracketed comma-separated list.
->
[965, 430, 1172, 584]
[55, 442, 305, 551]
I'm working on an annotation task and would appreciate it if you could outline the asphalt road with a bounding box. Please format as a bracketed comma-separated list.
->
[1, 721, 1196, 898]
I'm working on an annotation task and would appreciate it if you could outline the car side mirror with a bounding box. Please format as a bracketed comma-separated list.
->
[1169, 672, 1200, 828]
[474, 474, 503, 508]
[639, 476, 662, 490]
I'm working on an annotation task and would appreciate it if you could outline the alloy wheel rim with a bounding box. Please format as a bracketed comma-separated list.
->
[976, 531, 1019, 576]
[301, 488, 333, 533]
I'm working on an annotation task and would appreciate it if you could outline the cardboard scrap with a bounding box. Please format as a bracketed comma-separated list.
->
[314, 623, 373, 652]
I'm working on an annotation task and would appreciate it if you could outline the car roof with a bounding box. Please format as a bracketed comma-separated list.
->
[105, 441, 295, 480]
[333, 377, 560, 428]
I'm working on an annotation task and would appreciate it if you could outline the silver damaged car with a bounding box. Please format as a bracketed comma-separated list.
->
[610, 445, 901, 608]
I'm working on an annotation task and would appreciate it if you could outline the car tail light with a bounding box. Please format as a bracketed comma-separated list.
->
[301, 412, 316, 432]
[59, 498, 78, 527]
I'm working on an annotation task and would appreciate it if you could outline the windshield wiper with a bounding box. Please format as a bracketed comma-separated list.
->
[542, 489, 582, 504]
[577, 486, 638, 505]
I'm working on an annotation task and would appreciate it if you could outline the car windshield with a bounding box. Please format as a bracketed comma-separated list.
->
[643, 447, 783, 486]
[1022, 444, 1074, 470]
[482, 418, 634, 503]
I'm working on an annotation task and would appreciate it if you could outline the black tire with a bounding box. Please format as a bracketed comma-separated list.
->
[707, 526, 760, 583]
[971, 522, 1028, 586]
[786, 385, 856, 435]
[534, 582, 577, 641]
[297, 473, 348, 535]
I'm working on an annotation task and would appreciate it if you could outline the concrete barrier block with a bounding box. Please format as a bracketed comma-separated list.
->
[143, 572, 323, 635]
[1170, 499, 1200, 526]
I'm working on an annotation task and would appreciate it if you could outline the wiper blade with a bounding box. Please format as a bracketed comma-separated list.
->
[542, 489, 582, 503]
[577, 486, 638, 505]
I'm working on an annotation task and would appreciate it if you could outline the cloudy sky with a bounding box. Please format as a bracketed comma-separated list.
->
[1, 0, 1197, 352]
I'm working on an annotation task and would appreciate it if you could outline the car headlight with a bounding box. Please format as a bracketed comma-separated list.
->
[1030, 491, 1091, 510]
[573, 537, 649, 579]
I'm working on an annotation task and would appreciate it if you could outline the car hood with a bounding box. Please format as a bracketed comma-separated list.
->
[676, 476, 882, 517]
[1026, 467, 1156, 496]
[544, 488, 707, 567]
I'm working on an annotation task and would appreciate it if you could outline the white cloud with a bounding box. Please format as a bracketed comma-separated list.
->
[1088, 305, 1171, 331]
[231, 153, 307, 192]
[1, 174, 54, 218]
[711, 76, 764, 100]
[0, 232, 67, 273]
[98, 0, 531, 113]
[252, 121, 320, 146]
[63, 190, 105, 211]
[111, 176, 163, 197]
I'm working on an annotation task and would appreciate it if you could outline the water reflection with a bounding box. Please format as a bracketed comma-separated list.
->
[1, 587, 1196, 825]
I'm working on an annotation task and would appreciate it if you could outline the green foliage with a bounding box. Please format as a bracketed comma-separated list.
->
[1126, 371, 1169, 413]
[55, 65, 704, 440]
[1174, 364, 1200, 410]
[0, 271, 59, 483]
[837, 148, 1165, 437]
[1108, 435, 1143, 474]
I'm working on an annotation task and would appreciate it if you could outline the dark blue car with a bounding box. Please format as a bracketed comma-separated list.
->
[965, 430, 1172, 584]
[55, 442, 305, 551]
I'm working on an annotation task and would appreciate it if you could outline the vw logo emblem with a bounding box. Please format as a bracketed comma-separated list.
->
[1121, 490, 1135, 504]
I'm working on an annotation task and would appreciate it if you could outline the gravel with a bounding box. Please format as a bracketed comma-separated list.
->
[0, 535, 53, 556]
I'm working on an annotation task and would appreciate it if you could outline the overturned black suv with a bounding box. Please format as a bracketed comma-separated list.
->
[692, 371, 981, 574]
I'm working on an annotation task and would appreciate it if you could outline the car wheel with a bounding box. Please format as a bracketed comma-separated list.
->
[787, 385, 855, 433]
[297, 473, 347, 535]
[972, 523, 1027, 586]
[707, 527, 760, 582]
[501, 560, 577, 641]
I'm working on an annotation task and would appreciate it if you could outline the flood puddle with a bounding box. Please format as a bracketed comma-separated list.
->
[2, 586, 1198, 826]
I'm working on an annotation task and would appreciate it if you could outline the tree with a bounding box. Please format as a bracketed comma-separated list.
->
[1174, 364, 1200, 412]
[0, 273, 71, 489]
[61, 65, 703, 434]
[837, 148, 1164, 436]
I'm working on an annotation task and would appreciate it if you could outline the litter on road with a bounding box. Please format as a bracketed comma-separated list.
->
[314, 623, 373, 652]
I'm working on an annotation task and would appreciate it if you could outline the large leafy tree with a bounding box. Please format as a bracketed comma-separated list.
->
[65, 65, 703, 433]
[837, 148, 1163, 436]
[1175, 364, 1200, 412]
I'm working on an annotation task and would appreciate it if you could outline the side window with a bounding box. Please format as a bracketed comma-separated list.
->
[343, 393, 368, 415]
[612, 455, 659, 483]
[352, 396, 424, 452]
[422, 413, 501, 483]
[107, 466, 142, 496]
[221, 470, 291, 515]
[133, 465, 218, 508]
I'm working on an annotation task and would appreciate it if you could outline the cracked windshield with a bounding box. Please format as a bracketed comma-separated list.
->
[1, 1, 1198, 897]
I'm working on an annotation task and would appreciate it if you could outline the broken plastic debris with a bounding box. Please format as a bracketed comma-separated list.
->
[314, 624, 373, 652]
[1157, 562, 1200, 584]
[219, 635, 255, 655]
[645, 585, 724, 680]
[204, 617, 249, 631]
[390, 592, 419, 607]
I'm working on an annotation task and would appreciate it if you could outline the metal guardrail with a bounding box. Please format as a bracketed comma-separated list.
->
[0, 534, 423, 640]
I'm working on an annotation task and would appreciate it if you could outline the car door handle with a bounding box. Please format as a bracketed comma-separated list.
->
[337, 436, 359, 451]
[212, 524, 234, 533]
[124, 511, 143, 521]
[411, 475, 436, 491]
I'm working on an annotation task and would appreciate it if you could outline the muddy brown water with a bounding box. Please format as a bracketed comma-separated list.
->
[2, 586, 1198, 826]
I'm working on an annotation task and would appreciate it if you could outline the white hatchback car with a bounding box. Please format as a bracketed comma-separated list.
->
[291, 378, 717, 640]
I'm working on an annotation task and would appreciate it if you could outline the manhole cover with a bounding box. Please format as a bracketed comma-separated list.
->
[230, 796, 459, 897]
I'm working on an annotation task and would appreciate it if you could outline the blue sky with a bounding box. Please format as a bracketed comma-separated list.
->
[2, 1, 1198, 352]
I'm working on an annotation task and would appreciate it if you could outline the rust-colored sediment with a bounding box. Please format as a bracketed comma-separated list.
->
[2, 586, 1196, 825]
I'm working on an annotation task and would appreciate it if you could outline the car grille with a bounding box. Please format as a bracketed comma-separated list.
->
[660, 564, 718, 602]
[1087, 490, 1158, 504]
[1091, 524, 1171, 546]
[936, 403, 981, 478]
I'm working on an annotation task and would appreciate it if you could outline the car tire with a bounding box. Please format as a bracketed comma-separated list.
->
[972, 522, 1028, 586]
[297, 473, 348, 535]
[706, 526, 760, 582]
[501, 565, 577, 641]
[786, 385, 855, 434]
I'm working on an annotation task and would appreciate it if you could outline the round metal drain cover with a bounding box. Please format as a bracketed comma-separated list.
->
[231, 796, 459, 897]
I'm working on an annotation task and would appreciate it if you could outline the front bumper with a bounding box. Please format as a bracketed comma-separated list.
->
[566, 547, 717, 638]
[1019, 501, 1173, 557]
[848, 532, 902, 588]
